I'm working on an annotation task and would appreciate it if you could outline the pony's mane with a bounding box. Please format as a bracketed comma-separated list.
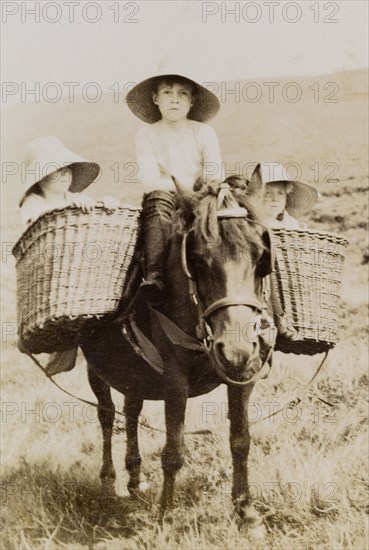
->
[176, 177, 266, 262]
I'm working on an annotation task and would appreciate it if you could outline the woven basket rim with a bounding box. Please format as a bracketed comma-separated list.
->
[271, 227, 349, 245]
[12, 204, 142, 259]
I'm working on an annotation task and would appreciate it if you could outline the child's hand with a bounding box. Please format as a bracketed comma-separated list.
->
[101, 195, 120, 213]
[68, 193, 95, 213]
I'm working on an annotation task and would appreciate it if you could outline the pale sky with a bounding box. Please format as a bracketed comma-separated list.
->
[1, 0, 368, 104]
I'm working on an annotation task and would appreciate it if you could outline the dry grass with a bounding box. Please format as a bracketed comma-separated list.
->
[1, 69, 368, 549]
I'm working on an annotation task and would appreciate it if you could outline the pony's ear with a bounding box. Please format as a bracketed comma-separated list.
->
[193, 176, 204, 192]
[172, 176, 196, 230]
[247, 163, 263, 196]
[171, 176, 191, 199]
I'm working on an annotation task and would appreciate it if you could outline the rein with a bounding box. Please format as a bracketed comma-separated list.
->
[253, 350, 332, 424]
[23, 344, 332, 434]
[23, 351, 212, 436]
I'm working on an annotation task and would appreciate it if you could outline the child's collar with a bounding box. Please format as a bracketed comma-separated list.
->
[276, 212, 285, 222]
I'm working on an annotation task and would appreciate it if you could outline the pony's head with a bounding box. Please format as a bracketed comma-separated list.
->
[172, 176, 273, 385]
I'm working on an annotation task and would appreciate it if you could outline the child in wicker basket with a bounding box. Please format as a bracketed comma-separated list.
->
[20, 136, 118, 226]
[18, 136, 120, 374]
[248, 162, 318, 340]
[255, 162, 318, 230]
[126, 62, 223, 304]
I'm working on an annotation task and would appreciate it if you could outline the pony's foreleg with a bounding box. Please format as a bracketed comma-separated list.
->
[160, 366, 188, 516]
[227, 385, 265, 533]
[124, 396, 144, 496]
[87, 365, 116, 490]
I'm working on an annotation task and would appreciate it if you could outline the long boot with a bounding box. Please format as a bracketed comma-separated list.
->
[139, 191, 176, 305]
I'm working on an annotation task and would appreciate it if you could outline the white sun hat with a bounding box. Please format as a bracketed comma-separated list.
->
[19, 136, 100, 206]
[126, 60, 220, 124]
[260, 162, 318, 218]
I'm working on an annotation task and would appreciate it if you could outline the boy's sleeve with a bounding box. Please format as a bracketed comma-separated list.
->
[135, 127, 161, 191]
[201, 125, 224, 183]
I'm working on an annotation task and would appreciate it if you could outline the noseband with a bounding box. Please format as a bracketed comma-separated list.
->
[181, 187, 274, 386]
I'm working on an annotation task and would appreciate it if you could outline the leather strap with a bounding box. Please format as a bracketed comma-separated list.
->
[202, 297, 263, 320]
[150, 306, 204, 352]
[122, 316, 165, 375]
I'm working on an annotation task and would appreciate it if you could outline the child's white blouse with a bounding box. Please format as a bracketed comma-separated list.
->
[266, 211, 302, 229]
[20, 193, 51, 226]
[135, 119, 223, 192]
[20, 193, 70, 227]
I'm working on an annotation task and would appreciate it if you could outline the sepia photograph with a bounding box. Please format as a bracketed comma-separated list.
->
[1, 1, 368, 548]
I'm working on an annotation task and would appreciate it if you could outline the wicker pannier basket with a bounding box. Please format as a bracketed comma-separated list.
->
[271, 228, 348, 355]
[13, 205, 141, 354]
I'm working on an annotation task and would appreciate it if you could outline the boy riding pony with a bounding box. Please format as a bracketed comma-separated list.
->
[126, 64, 223, 304]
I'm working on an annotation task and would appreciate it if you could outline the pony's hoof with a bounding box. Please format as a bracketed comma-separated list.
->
[247, 522, 267, 542]
[236, 504, 266, 540]
[101, 479, 116, 498]
[157, 508, 174, 524]
[138, 481, 150, 493]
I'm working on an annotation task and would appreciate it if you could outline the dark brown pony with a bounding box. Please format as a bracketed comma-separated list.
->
[81, 174, 274, 531]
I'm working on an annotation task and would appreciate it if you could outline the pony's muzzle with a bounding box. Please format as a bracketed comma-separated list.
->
[213, 338, 258, 373]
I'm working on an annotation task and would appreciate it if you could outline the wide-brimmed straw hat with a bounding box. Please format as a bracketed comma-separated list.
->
[126, 62, 220, 124]
[259, 162, 318, 217]
[19, 136, 100, 206]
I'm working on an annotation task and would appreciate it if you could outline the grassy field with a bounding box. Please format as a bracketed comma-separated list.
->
[1, 69, 368, 549]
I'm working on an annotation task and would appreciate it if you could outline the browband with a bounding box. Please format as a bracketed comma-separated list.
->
[216, 208, 248, 218]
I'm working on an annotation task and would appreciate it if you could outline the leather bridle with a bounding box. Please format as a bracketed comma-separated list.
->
[181, 190, 275, 386]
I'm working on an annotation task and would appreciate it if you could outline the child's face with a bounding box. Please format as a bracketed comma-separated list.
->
[152, 81, 194, 122]
[262, 182, 288, 219]
[39, 167, 72, 194]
